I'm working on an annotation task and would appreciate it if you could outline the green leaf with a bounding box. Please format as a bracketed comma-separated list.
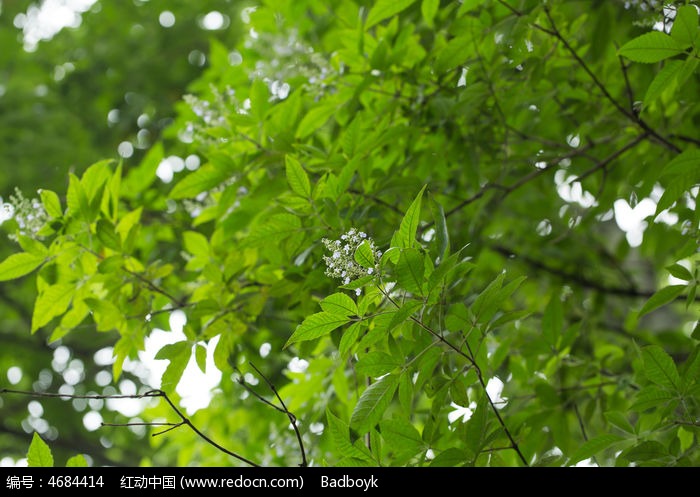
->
[365, 0, 417, 29]
[356, 352, 401, 377]
[620, 441, 668, 462]
[568, 434, 624, 466]
[386, 300, 422, 334]
[27, 433, 54, 467]
[0, 252, 45, 282]
[604, 411, 635, 434]
[396, 248, 426, 296]
[295, 103, 337, 139]
[169, 163, 227, 199]
[379, 418, 424, 459]
[285, 312, 351, 347]
[195, 343, 207, 374]
[618, 31, 687, 63]
[642, 345, 681, 391]
[184, 230, 210, 258]
[96, 219, 122, 251]
[666, 263, 693, 281]
[354, 240, 376, 269]
[542, 293, 563, 348]
[156, 341, 193, 391]
[326, 409, 374, 463]
[243, 213, 301, 247]
[339, 321, 366, 357]
[320, 292, 358, 317]
[471, 271, 506, 321]
[428, 195, 449, 263]
[391, 185, 427, 249]
[670, 5, 699, 47]
[39, 189, 63, 218]
[659, 148, 700, 178]
[17, 234, 48, 257]
[285, 155, 312, 198]
[350, 374, 400, 435]
[66, 454, 88, 467]
[638, 285, 685, 317]
[643, 59, 683, 109]
[429, 448, 469, 467]
[32, 284, 74, 333]
[421, 0, 439, 28]
[630, 385, 678, 411]
[66, 173, 90, 221]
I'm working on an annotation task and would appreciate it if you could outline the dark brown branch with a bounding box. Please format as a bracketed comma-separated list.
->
[574, 132, 648, 183]
[0, 388, 259, 467]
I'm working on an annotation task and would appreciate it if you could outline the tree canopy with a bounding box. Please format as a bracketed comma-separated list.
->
[1, 0, 699, 468]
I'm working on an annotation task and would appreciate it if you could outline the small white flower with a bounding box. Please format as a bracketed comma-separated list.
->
[288, 357, 309, 373]
[448, 401, 476, 424]
[355, 288, 361, 296]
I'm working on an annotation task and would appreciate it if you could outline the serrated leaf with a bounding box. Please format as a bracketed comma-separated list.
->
[350, 374, 399, 435]
[17, 234, 48, 257]
[398, 371, 413, 413]
[568, 434, 624, 466]
[320, 292, 358, 317]
[169, 163, 227, 199]
[670, 5, 699, 47]
[285, 312, 350, 347]
[429, 448, 470, 467]
[39, 189, 62, 218]
[365, 0, 417, 29]
[354, 240, 375, 269]
[471, 272, 506, 321]
[27, 433, 54, 467]
[285, 155, 311, 198]
[339, 321, 366, 357]
[638, 285, 685, 317]
[0, 252, 45, 281]
[66, 454, 88, 467]
[396, 248, 426, 296]
[244, 213, 301, 247]
[356, 352, 401, 377]
[391, 185, 427, 249]
[386, 300, 422, 334]
[642, 345, 681, 391]
[32, 283, 74, 333]
[618, 31, 687, 63]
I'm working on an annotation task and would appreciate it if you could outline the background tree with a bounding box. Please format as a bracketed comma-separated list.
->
[1, 0, 699, 467]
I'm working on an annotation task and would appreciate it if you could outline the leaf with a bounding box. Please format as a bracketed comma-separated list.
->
[429, 448, 469, 467]
[350, 374, 400, 435]
[184, 230, 210, 258]
[391, 185, 427, 249]
[285, 312, 351, 347]
[39, 189, 63, 218]
[396, 248, 425, 296]
[195, 343, 207, 374]
[17, 234, 48, 257]
[169, 163, 227, 199]
[568, 434, 624, 466]
[379, 418, 424, 458]
[356, 352, 401, 377]
[295, 103, 337, 139]
[96, 219, 122, 251]
[339, 321, 366, 357]
[354, 240, 376, 269]
[244, 213, 301, 247]
[326, 409, 374, 463]
[542, 293, 563, 348]
[365, 0, 417, 29]
[618, 31, 687, 63]
[0, 252, 45, 281]
[666, 263, 693, 281]
[66, 454, 88, 467]
[156, 341, 193, 391]
[643, 59, 682, 109]
[421, 0, 439, 28]
[630, 385, 678, 411]
[604, 411, 635, 434]
[32, 284, 74, 333]
[620, 441, 668, 462]
[642, 345, 681, 391]
[386, 300, 422, 334]
[285, 155, 311, 198]
[428, 195, 450, 263]
[27, 433, 54, 467]
[320, 292, 358, 317]
[670, 5, 699, 47]
[638, 285, 685, 317]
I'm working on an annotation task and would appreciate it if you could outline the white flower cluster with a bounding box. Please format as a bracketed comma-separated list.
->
[322, 228, 381, 294]
[1, 187, 48, 242]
